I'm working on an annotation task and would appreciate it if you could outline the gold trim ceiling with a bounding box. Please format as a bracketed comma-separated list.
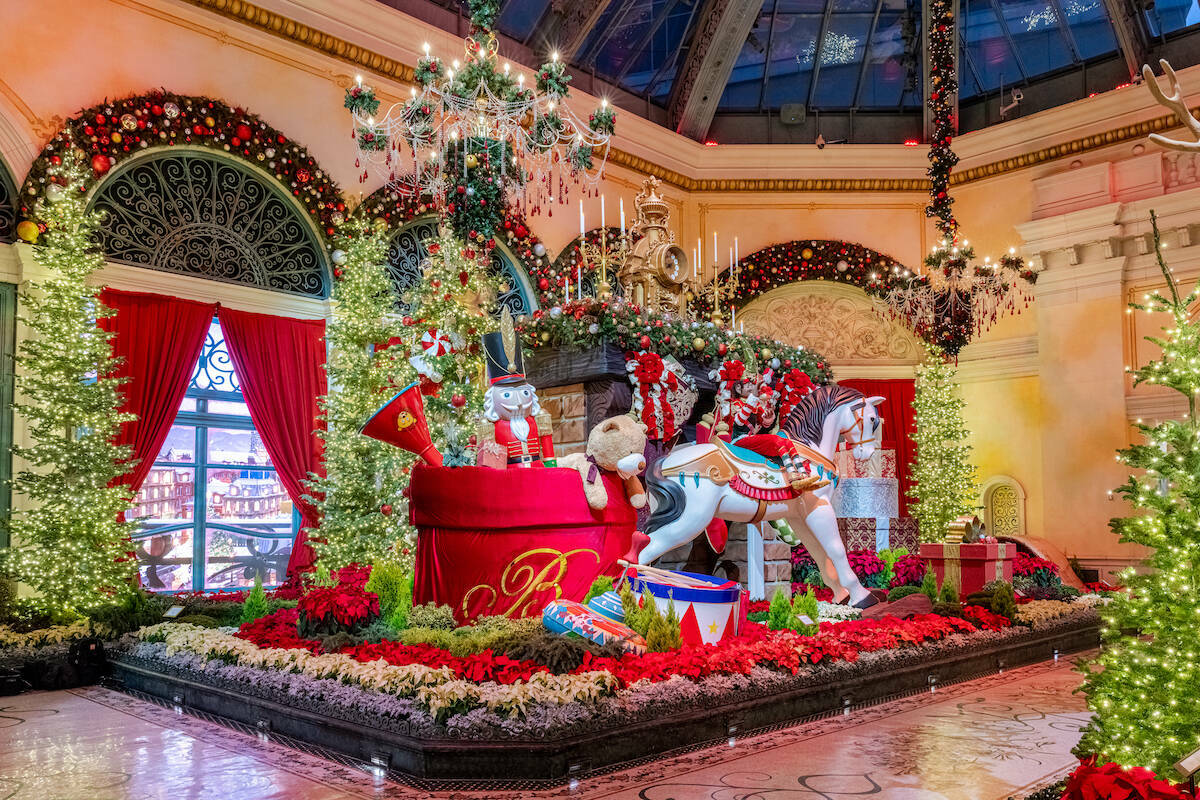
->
[185, 0, 1200, 194]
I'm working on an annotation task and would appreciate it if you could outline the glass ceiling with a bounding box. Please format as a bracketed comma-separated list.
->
[494, 0, 1200, 116]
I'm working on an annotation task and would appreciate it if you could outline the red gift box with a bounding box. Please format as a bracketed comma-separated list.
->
[919, 541, 1014, 597]
[409, 464, 635, 624]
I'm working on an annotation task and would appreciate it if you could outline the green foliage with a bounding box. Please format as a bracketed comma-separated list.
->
[920, 569, 939, 604]
[887, 585, 921, 602]
[990, 582, 1018, 620]
[0, 157, 138, 616]
[1077, 212, 1200, 774]
[582, 575, 615, 605]
[909, 343, 977, 543]
[365, 561, 412, 620]
[938, 575, 959, 604]
[401, 227, 498, 456]
[620, 584, 656, 638]
[305, 213, 413, 571]
[645, 597, 683, 653]
[239, 575, 270, 626]
[767, 587, 794, 631]
[406, 602, 457, 631]
[930, 602, 962, 618]
[503, 630, 626, 673]
[89, 590, 167, 635]
[791, 587, 819, 635]
[357, 617, 400, 644]
[878, 547, 909, 588]
[173, 614, 221, 629]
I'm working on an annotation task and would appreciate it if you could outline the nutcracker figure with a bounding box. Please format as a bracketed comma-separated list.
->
[713, 360, 775, 439]
[477, 312, 555, 468]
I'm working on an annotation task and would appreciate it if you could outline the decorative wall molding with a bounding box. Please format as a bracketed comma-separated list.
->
[739, 281, 924, 366]
[1125, 390, 1187, 423]
[171, 0, 1200, 194]
[9, 242, 328, 320]
[955, 336, 1040, 383]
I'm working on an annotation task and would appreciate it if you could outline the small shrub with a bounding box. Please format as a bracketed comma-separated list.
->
[582, 575, 615, 605]
[990, 582, 1018, 620]
[240, 575, 270, 626]
[920, 569, 939, 604]
[364, 561, 412, 620]
[887, 585, 921, 602]
[172, 614, 220, 628]
[90, 590, 168, 634]
[406, 603, 456, 631]
[931, 601, 962, 618]
[878, 547, 908, 587]
[938, 575, 959, 604]
[767, 587, 793, 631]
[791, 587, 819, 635]
[622, 588, 657, 638]
[358, 617, 400, 644]
[502, 631, 624, 673]
[646, 597, 683, 652]
[319, 630, 358, 653]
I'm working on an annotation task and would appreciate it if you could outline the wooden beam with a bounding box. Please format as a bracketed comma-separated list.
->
[668, 0, 764, 141]
[1101, 0, 1151, 82]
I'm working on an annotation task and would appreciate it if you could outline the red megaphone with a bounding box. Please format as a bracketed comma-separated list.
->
[360, 382, 444, 467]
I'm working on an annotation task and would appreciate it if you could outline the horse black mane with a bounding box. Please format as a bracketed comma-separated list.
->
[780, 384, 865, 445]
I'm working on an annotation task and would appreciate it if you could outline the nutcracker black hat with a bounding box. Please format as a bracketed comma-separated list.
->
[482, 308, 526, 386]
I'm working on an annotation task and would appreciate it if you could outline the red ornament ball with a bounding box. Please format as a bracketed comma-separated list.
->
[380, 504, 393, 516]
[717, 342, 728, 356]
[459, 270, 469, 286]
[538, 277, 550, 291]
[235, 123, 253, 141]
[451, 393, 466, 408]
[402, 315, 414, 326]
[639, 335, 652, 350]
[91, 154, 111, 175]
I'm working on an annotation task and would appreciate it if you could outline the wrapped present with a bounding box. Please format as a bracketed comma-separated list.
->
[835, 449, 896, 479]
[888, 517, 919, 552]
[475, 441, 507, 470]
[543, 599, 646, 654]
[920, 541, 1014, 596]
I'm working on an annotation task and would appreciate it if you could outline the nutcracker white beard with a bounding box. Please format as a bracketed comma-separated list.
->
[483, 382, 542, 425]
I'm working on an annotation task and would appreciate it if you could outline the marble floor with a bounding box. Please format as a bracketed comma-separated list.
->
[0, 657, 1091, 800]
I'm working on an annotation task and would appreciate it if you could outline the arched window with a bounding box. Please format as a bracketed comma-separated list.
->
[980, 475, 1027, 538]
[387, 216, 535, 316]
[0, 156, 16, 244]
[131, 319, 296, 592]
[89, 150, 330, 298]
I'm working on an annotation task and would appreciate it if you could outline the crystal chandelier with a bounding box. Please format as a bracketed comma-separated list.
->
[344, 0, 615, 248]
[878, 239, 1038, 354]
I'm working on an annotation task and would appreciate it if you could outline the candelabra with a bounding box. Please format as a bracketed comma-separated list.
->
[578, 227, 631, 301]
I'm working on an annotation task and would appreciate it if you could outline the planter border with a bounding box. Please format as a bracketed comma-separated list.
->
[109, 618, 1099, 783]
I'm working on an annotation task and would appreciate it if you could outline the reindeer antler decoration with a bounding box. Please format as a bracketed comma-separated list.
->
[1144, 59, 1200, 153]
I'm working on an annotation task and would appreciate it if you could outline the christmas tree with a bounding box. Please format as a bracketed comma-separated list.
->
[910, 343, 977, 543]
[1076, 212, 1200, 774]
[305, 213, 415, 571]
[399, 226, 498, 463]
[0, 156, 138, 615]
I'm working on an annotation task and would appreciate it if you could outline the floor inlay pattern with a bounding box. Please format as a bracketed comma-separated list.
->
[0, 656, 1092, 800]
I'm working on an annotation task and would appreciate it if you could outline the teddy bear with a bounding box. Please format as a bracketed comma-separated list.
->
[560, 415, 648, 511]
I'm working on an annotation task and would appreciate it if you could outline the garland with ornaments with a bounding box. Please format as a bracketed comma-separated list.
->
[925, 0, 959, 238]
[18, 91, 344, 242]
[517, 296, 834, 385]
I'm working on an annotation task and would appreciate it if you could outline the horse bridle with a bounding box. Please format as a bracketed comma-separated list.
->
[840, 401, 881, 447]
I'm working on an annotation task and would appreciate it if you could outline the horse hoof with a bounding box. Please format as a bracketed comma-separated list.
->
[852, 593, 880, 610]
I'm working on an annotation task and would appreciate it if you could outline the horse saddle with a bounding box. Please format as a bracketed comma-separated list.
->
[665, 438, 835, 500]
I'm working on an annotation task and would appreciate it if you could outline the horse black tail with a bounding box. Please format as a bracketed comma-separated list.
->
[645, 457, 686, 535]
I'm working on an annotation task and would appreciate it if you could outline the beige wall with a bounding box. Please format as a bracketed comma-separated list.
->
[2, 0, 1200, 571]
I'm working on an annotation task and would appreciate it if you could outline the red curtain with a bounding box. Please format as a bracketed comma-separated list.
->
[99, 289, 216, 498]
[839, 378, 916, 516]
[218, 307, 326, 577]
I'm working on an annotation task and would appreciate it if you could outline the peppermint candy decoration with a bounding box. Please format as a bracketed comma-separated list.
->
[421, 328, 453, 356]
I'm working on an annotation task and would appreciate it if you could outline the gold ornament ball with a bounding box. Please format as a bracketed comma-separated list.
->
[373, 217, 389, 233]
[465, 153, 479, 169]
[540, 332, 551, 342]
[801, 247, 814, 260]
[692, 337, 707, 352]
[16, 220, 39, 243]
[761, 348, 772, 360]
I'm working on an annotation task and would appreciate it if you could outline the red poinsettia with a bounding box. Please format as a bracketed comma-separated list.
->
[1013, 552, 1059, 577]
[960, 604, 1012, 632]
[1065, 757, 1196, 800]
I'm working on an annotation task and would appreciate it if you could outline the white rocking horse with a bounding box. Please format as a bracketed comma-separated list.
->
[639, 385, 885, 608]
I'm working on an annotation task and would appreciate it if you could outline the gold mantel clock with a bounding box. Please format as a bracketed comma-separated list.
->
[619, 177, 692, 317]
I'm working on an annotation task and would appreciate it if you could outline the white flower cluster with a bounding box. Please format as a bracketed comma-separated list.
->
[816, 602, 862, 622]
[0, 619, 104, 649]
[136, 623, 618, 718]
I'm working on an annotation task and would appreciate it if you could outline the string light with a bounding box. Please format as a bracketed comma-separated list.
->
[910, 343, 977, 543]
[0, 154, 139, 615]
[1077, 210, 1200, 775]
